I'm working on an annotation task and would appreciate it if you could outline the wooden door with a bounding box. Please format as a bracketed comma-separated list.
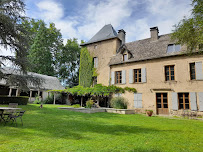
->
[156, 93, 169, 115]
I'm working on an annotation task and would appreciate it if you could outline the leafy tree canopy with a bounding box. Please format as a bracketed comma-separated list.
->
[0, 0, 41, 89]
[24, 19, 63, 76]
[58, 38, 81, 87]
[171, 0, 203, 51]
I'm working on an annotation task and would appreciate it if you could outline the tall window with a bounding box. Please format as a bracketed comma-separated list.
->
[167, 44, 181, 53]
[115, 71, 122, 84]
[93, 76, 97, 86]
[178, 93, 190, 109]
[123, 54, 128, 61]
[134, 69, 141, 82]
[93, 57, 98, 68]
[190, 63, 196, 80]
[165, 65, 175, 81]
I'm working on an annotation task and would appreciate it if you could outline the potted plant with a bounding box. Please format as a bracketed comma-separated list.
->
[146, 110, 153, 117]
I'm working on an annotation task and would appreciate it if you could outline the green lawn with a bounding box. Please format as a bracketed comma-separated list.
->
[0, 104, 202, 152]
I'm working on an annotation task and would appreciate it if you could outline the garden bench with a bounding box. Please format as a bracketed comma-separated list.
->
[5, 111, 25, 126]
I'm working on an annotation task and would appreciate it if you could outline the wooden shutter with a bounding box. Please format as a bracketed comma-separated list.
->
[96, 58, 98, 68]
[141, 68, 146, 83]
[190, 92, 197, 111]
[198, 92, 203, 111]
[122, 70, 126, 84]
[134, 93, 142, 108]
[129, 69, 133, 84]
[172, 92, 178, 110]
[111, 71, 115, 85]
[195, 61, 203, 80]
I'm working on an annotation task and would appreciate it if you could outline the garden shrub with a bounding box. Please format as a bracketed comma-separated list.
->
[0, 96, 29, 105]
[86, 99, 94, 108]
[33, 96, 42, 104]
[72, 104, 81, 108]
[110, 97, 128, 109]
[44, 95, 54, 104]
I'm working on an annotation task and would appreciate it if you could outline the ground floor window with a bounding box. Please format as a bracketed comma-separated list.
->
[0, 85, 9, 95]
[32, 91, 38, 97]
[11, 89, 17, 96]
[178, 93, 190, 109]
[20, 91, 30, 97]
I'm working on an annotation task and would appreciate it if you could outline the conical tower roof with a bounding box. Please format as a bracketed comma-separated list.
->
[81, 24, 118, 45]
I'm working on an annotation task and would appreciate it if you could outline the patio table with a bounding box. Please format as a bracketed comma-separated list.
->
[0, 107, 22, 123]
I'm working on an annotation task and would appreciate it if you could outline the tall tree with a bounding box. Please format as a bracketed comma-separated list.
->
[58, 38, 80, 87]
[25, 20, 63, 76]
[171, 0, 203, 51]
[0, 0, 41, 88]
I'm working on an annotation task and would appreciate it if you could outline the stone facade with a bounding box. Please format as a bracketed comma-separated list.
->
[82, 24, 203, 116]
[111, 54, 203, 115]
[86, 38, 121, 86]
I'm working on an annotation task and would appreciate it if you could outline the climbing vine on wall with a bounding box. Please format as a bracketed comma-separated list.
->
[79, 47, 93, 87]
[49, 84, 137, 97]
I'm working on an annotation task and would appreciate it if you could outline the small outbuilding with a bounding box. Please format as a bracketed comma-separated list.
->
[0, 67, 65, 102]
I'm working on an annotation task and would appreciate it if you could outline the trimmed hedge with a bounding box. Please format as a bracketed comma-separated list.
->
[0, 96, 29, 105]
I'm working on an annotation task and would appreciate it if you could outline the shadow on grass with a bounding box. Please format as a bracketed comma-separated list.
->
[0, 104, 178, 142]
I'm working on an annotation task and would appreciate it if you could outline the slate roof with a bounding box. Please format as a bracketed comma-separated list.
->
[0, 68, 65, 90]
[81, 24, 118, 46]
[109, 34, 188, 65]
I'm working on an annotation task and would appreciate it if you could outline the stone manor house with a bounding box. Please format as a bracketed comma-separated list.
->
[81, 24, 203, 115]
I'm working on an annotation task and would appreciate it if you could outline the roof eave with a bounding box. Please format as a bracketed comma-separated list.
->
[80, 37, 119, 46]
[109, 52, 200, 66]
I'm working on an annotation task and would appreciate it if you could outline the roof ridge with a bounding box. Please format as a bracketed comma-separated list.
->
[126, 33, 171, 44]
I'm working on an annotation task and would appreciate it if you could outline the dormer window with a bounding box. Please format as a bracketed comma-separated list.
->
[123, 54, 128, 61]
[167, 44, 181, 53]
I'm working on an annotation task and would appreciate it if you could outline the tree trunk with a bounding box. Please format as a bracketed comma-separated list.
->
[81, 96, 83, 107]
[53, 93, 56, 105]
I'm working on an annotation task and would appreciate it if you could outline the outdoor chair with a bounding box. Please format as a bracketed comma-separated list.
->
[9, 103, 18, 108]
[5, 111, 25, 127]
[4, 103, 19, 116]
[0, 110, 4, 123]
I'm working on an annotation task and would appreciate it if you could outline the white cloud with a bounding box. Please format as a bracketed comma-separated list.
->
[145, 0, 192, 35]
[27, 0, 192, 43]
[33, 0, 135, 42]
[78, 0, 134, 40]
[124, 19, 150, 42]
[36, 0, 64, 21]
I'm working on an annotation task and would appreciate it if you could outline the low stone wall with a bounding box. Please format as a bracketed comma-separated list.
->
[58, 107, 135, 114]
[58, 107, 106, 113]
[106, 109, 135, 114]
[170, 109, 203, 118]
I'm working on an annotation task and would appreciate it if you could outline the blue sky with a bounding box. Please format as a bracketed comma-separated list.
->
[1, 0, 192, 58]
[25, 0, 192, 43]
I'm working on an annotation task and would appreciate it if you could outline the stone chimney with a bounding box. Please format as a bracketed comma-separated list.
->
[118, 29, 126, 45]
[150, 26, 159, 41]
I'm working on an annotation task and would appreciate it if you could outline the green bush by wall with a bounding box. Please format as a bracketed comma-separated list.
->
[110, 97, 128, 109]
[0, 96, 29, 105]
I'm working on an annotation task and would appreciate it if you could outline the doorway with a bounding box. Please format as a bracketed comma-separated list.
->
[156, 93, 169, 115]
